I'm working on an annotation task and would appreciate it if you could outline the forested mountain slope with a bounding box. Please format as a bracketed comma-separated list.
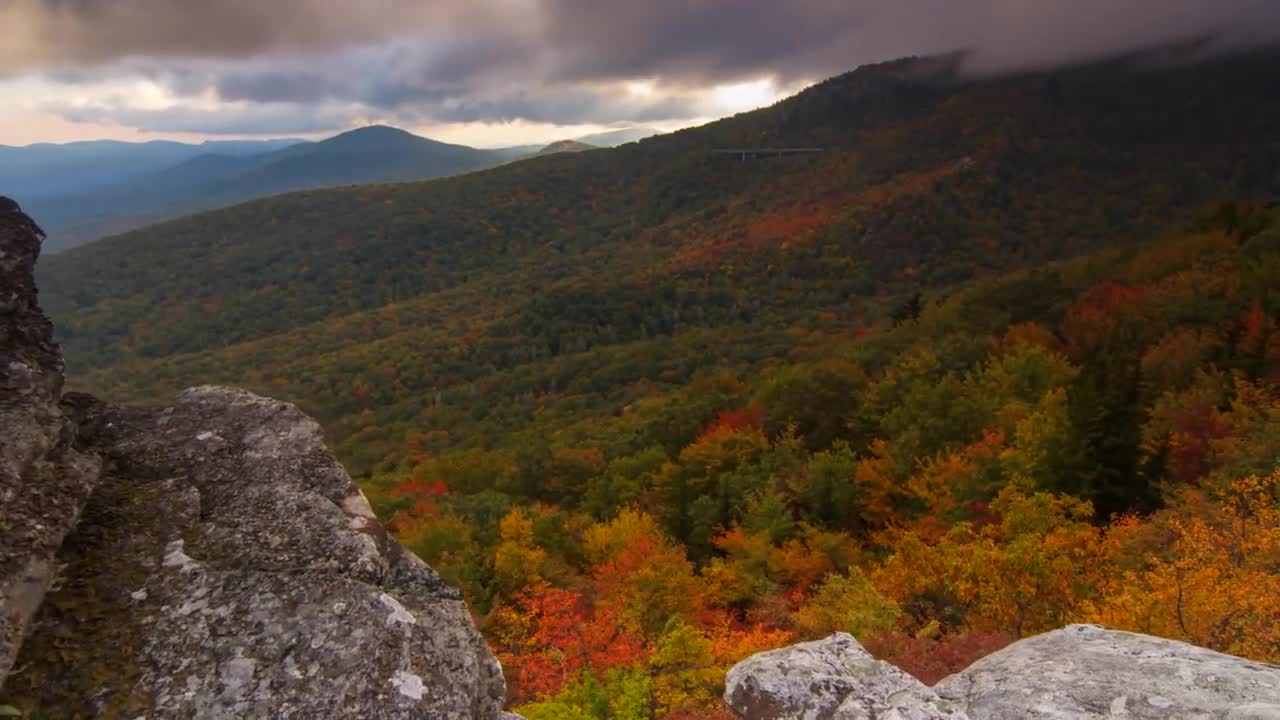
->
[40, 48, 1280, 469]
[30, 47, 1280, 719]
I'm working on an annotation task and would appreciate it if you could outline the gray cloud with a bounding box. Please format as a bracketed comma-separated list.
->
[55, 102, 370, 135]
[208, 39, 531, 107]
[410, 88, 708, 126]
[7, 0, 1280, 133]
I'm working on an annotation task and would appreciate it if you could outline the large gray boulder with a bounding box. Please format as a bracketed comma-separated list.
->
[726, 625, 1280, 720]
[934, 624, 1280, 719]
[0, 197, 508, 717]
[724, 632, 969, 720]
[0, 198, 100, 681]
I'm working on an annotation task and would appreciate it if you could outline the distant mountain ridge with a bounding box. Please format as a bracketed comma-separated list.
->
[3, 124, 663, 250]
[10, 126, 518, 250]
[574, 127, 661, 146]
[0, 138, 303, 197]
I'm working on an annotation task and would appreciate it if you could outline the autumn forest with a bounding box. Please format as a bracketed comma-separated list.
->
[37, 49, 1280, 718]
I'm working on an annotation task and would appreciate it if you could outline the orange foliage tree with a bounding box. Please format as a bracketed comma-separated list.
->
[1091, 469, 1280, 662]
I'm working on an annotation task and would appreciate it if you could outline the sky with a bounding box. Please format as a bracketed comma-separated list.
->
[1, 0, 1278, 148]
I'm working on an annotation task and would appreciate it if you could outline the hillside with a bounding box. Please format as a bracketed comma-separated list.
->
[42, 48, 1280, 451]
[19, 126, 519, 250]
[28, 47, 1280, 718]
[475, 199, 1280, 716]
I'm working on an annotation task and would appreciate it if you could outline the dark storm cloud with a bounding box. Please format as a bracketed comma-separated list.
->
[2, 0, 497, 70]
[535, 0, 1280, 84]
[538, 0, 884, 85]
[11, 0, 1280, 79]
[7, 0, 1280, 131]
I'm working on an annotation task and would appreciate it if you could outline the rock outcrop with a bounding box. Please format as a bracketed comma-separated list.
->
[0, 197, 507, 717]
[0, 198, 100, 683]
[726, 626, 1280, 720]
[934, 624, 1280, 720]
[724, 633, 967, 720]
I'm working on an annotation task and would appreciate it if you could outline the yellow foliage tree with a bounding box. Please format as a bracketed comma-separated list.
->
[494, 509, 547, 595]
[583, 507, 665, 564]
[794, 569, 901, 639]
[1090, 469, 1280, 662]
[876, 487, 1105, 637]
[651, 622, 722, 717]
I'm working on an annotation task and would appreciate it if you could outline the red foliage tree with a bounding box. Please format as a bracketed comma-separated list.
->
[700, 404, 765, 440]
[501, 584, 650, 702]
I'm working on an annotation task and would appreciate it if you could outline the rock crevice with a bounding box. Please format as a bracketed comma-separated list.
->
[0, 198, 507, 718]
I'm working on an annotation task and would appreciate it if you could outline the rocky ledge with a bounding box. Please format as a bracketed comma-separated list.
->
[0, 197, 507, 717]
[725, 625, 1280, 720]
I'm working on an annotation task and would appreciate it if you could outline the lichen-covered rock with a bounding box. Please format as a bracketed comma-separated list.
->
[934, 624, 1280, 719]
[0, 197, 508, 717]
[724, 632, 969, 720]
[6, 388, 506, 718]
[0, 197, 100, 681]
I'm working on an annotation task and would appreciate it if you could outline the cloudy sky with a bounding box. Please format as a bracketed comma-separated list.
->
[1, 0, 1278, 147]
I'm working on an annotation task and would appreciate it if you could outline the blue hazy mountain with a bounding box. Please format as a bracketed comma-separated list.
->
[11, 127, 516, 251]
[0, 138, 302, 198]
[574, 127, 661, 146]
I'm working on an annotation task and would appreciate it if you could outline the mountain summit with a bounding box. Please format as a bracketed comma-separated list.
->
[325, 124, 421, 143]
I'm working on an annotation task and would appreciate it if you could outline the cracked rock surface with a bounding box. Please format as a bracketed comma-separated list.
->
[0, 197, 507, 718]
